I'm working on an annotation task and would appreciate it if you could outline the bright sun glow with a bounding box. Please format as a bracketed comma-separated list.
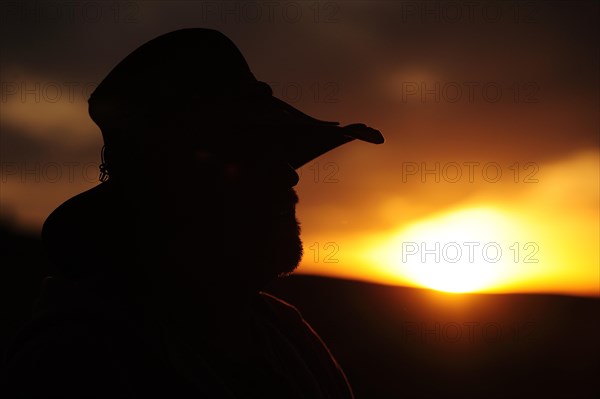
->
[300, 151, 598, 296]
[383, 208, 516, 293]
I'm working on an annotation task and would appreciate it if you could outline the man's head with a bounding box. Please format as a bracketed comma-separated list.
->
[42, 28, 383, 293]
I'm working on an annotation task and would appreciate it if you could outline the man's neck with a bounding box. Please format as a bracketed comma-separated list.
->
[145, 264, 266, 335]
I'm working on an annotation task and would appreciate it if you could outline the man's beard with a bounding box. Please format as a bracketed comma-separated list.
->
[216, 186, 303, 286]
[262, 212, 304, 277]
[222, 209, 304, 288]
[158, 186, 303, 291]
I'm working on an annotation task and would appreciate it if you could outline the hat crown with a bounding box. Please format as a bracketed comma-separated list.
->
[88, 28, 259, 130]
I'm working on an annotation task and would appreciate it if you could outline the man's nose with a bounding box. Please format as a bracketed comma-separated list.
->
[268, 161, 300, 188]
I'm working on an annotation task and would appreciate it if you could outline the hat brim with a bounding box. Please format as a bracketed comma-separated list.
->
[241, 90, 384, 169]
[271, 97, 384, 169]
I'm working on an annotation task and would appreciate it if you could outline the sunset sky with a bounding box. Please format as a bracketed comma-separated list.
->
[1, 1, 598, 296]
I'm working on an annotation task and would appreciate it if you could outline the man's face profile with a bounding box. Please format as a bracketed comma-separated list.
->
[130, 122, 304, 289]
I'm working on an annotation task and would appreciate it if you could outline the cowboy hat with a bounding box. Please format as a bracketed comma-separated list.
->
[88, 28, 383, 171]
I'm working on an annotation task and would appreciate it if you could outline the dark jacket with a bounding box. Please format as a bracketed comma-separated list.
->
[4, 276, 353, 399]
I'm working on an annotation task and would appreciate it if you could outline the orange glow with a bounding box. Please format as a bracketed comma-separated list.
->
[298, 150, 600, 297]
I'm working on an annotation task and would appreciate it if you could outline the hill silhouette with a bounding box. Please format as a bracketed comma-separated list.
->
[1, 223, 598, 398]
[266, 275, 599, 398]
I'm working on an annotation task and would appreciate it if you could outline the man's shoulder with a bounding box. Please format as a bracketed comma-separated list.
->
[257, 291, 325, 341]
[257, 291, 355, 399]
[258, 291, 303, 319]
[257, 291, 329, 347]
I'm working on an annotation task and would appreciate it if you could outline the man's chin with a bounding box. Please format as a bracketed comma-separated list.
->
[190, 212, 303, 288]
[271, 216, 303, 276]
[275, 237, 303, 277]
[236, 233, 303, 289]
[254, 234, 303, 277]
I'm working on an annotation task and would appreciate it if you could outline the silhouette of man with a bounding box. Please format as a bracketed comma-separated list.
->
[4, 29, 383, 398]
